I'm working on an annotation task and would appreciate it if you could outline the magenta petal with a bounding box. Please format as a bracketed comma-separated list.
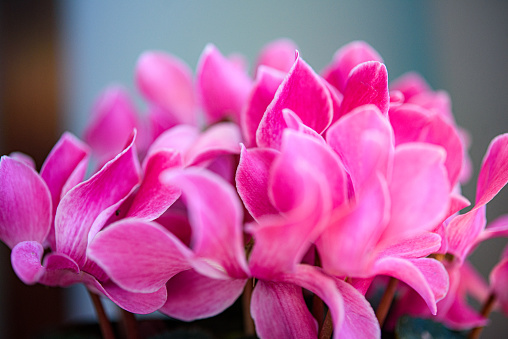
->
[161, 168, 249, 279]
[322, 40, 383, 93]
[0, 156, 52, 248]
[185, 122, 242, 166]
[11, 241, 45, 284]
[241, 66, 286, 147]
[475, 133, 508, 206]
[490, 256, 508, 315]
[317, 175, 390, 277]
[236, 145, 279, 221]
[8, 152, 35, 169]
[270, 130, 347, 213]
[197, 44, 252, 124]
[282, 109, 325, 142]
[339, 61, 389, 117]
[83, 86, 139, 164]
[40, 132, 90, 248]
[378, 232, 442, 259]
[255, 38, 298, 75]
[279, 265, 346, 339]
[55, 135, 141, 267]
[389, 72, 431, 100]
[334, 279, 380, 339]
[382, 143, 450, 242]
[38, 253, 81, 287]
[256, 52, 333, 149]
[160, 269, 247, 321]
[88, 219, 192, 293]
[86, 275, 167, 314]
[251, 280, 318, 339]
[136, 51, 197, 125]
[326, 105, 394, 190]
[446, 206, 486, 262]
[127, 150, 182, 220]
[373, 257, 448, 315]
[145, 124, 199, 161]
[478, 214, 508, 243]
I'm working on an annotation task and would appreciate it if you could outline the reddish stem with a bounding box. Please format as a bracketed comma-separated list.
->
[88, 290, 115, 339]
[375, 277, 398, 328]
[318, 309, 333, 339]
[242, 278, 255, 336]
[120, 308, 139, 339]
[468, 292, 496, 339]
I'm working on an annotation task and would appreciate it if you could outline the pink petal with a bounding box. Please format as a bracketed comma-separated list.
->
[196, 44, 252, 124]
[378, 232, 442, 259]
[372, 257, 448, 315]
[478, 214, 508, 243]
[136, 51, 197, 125]
[282, 108, 325, 142]
[8, 152, 35, 169]
[322, 40, 383, 93]
[241, 66, 285, 147]
[326, 105, 394, 190]
[278, 265, 346, 339]
[86, 275, 168, 314]
[40, 132, 90, 248]
[184, 122, 242, 166]
[83, 86, 140, 164]
[145, 124, 199, 161]
[255, 38, 298, 75]
[389, 72, 431, 101]
[88, 219, 192, 293]
[338, 61, 389, 117]
[256, 52, 333, 149]
[490, 256, 508, 315]
[38, 252, 81, 287]
[55, 134, 141, 267]
[334, 278, 380, 339]
[11, 241, 45, 284]
[270, 130, 347, 213]
[0, 156, 52, 248]
[160, 269, 247, 321]
[317, 175, 390, 277]
[407, 90, 454, 124]
[161, 168, 249, 279]
[236, 145, 279, 221]
[127, 150, 182, 220]
[251, 280, 318, 339]
[475, 133, 508, 206]
[389, 104, 431, 145]
[381, 143, 450, 243]
[446, 206, 486, 263]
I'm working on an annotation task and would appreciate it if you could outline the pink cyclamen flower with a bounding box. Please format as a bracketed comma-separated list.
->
[1, 131, 167, 314]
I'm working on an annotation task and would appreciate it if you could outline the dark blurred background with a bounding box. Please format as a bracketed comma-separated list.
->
[1, 1, 507, 338]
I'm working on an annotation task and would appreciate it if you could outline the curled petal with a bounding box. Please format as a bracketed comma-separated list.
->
[83, 87, 140, 164]
[255, 38, 298, 75]
[161, 168, 249, 279]
[127, 150, 182, 220]
[11, 241, 45, 284]
[88, 219, 192, 293]
[160, 269, 247, 321]
[322, 40, 383, 93]
[256, 52, 333, 149]
[145, 124, 199, 161]
[241, 66, 285, 147]
[446, 206, 486, 263]
[197, 44, 252, 124]
[236, 145, 279, 221]
[8, 152, 35, 169]
[56, 134, 141, 267]
[185, 122, 242, 166]
[372, 257, 448, 315]
[490, 256, 508, 315]
[475, 133, 508, 206]
[136, 51, 197, 125]
[338, 61, 389, 117]
[0, 156, 52, 248]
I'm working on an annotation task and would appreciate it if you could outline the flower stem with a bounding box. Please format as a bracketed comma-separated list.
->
[375, 277, 398, 328]
[242, 278, 255, 336]
[318, 309, 333, 339]
[88, 290, 115, 339]
[119, 308, 139, 339]
[468, 292, 496, 339]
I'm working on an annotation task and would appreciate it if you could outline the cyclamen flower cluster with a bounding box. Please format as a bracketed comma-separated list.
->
[1, 39, 508, 338]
